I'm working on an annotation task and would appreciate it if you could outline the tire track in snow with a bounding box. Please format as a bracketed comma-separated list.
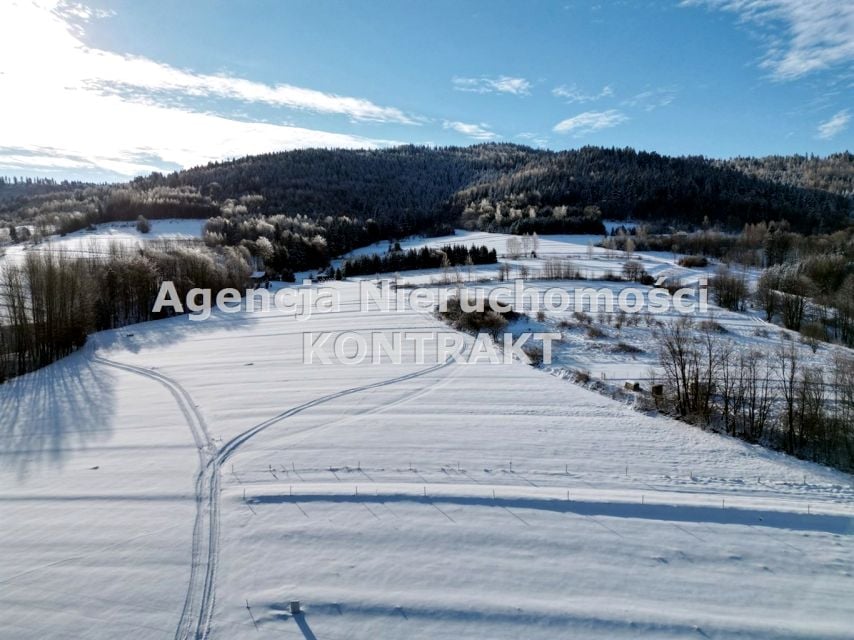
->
[95, 352, 452, 640]
[193, 359, 452, 639]
[92, 355, 215, 640]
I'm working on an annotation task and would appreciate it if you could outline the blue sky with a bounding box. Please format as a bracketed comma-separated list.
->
[0, 0, 851, 181]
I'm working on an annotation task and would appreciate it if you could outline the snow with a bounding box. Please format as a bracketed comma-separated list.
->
[0, 219, 205, 267]
[338, 228, 721, 286]
[0, 237, 853, 639]
[338, 230, 830, 382]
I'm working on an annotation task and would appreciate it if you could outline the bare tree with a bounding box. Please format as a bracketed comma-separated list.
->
[754, 270, 778, 322]
[776, 341, 799, 454]
[739, 351, 772, 442]
[710, 268, 748, 311]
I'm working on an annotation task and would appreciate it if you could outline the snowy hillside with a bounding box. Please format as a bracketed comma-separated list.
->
[1, 274, 852, 639]
[0, 219, 205, 268]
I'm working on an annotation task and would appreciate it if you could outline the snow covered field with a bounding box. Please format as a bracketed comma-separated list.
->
[0, 219, 205, 268]
[1, 270, 852, 639]
[340, 228, 727, 288]
[340, 230, 822, 383]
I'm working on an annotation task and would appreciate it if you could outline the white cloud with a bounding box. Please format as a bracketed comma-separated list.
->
[621, 88, 677, 111]
[516, 132, 549, 147]
[552, 84, 614, 103]
[817, 109, 850, 139]
[552, 110, 628, 136]
[57, 1, 115, 21]
[0, 1, 411, 178]
[442, 120, 498, 140]
[685, 0, 854, 79]
[452, 75, 532, 95]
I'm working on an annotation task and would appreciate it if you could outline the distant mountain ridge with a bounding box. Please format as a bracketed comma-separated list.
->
[1, 144, 852, 235]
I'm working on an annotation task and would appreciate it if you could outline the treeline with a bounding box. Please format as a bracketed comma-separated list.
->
[341, 244, 497, 277]
[656, 319, 854, 470]
[133, 145, 533, 231]
[714, 270, 853, 354]
[203, 210, 395, 276]
[461, 201, 606, 235]
[628, 222, 854, 346]
[4, 145, 852, 246]
[0, 243, 250, 381]
[451, 146, 851, 234]
[704, 265, 853, 348]
[0, 176, 92, 204]
[717, 152, 854, 198]
[0, 185, 220, 239]
[603, 221, 854, 267]
[755, 256, 854, 345]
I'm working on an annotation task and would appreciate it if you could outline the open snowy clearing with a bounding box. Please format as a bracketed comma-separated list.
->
[340, 230, 832, 383]
[0, 219, 205, 268]
[1, 277, 852, 639]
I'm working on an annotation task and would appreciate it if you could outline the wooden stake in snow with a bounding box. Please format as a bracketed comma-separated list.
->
[245, 600, 258, 630]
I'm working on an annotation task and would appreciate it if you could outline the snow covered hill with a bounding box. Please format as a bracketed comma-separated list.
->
[0, 219, 205, 268]
[1, 276, 851, 639]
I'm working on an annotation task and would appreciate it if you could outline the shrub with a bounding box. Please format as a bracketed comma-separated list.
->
[710, 268, 748, 311]
[622, 260, 648, 282]
[522, 344, 544, 366]
[677, 255, 708, 267]
[800, 322, 825, 352]
[586, 325, 607, 339]
[662, 278, 685, 295]
[135, 215, 151, 234]
[699, 319, 728, 333]
[437, 296, 517, 338]
[612, 342, 644, 354]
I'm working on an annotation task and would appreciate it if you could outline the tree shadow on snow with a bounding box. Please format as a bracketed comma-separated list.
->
[0, 350, 116, 477]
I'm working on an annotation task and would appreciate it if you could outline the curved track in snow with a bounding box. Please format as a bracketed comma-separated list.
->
[92, 355, 216, 640]
[94, 352, 452, 640]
